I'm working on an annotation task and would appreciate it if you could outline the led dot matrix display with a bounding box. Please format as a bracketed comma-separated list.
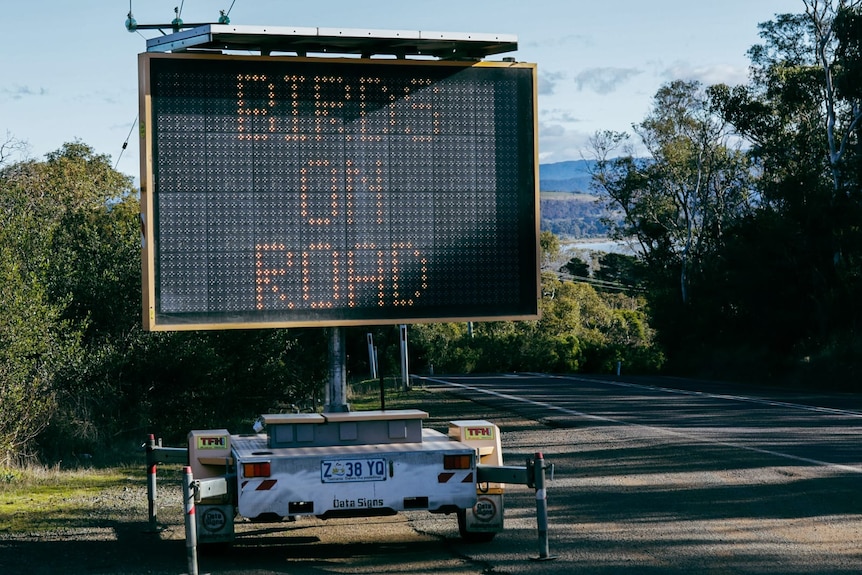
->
[139, 53, 539, 330]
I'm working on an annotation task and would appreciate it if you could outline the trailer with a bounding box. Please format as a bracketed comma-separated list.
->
[146, 408, 551, 547]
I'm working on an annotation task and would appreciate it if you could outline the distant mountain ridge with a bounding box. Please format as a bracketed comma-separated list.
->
[539, 160, 609, 238]
[539, 159, 594, 193]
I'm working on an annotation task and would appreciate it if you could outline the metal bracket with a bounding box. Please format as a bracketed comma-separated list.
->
[477, 464, 530, 485]
[193, 476, 232, 503]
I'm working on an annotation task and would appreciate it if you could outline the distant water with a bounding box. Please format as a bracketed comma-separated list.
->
[562, 238, 637, 255]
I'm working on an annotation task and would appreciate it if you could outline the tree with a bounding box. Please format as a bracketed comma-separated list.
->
[411, 274, 664, 376]
[0, 232, 79, 465]
[708, 1, 862, 378]
[588, 82, 755, 366]
[540, 230, 560, 270]
[560, 256, 590, 278]
[0, 142, 123, 463]
[591, 81, 755, 307]
[594, 252, 645, 289]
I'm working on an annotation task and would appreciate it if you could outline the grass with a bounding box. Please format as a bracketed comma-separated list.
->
[348, 377, 421, 410]
[348, 379, 515, 431]
[0, 464, 147, 533]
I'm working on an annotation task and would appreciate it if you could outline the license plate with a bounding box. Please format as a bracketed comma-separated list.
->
[321, 458, 387, 483]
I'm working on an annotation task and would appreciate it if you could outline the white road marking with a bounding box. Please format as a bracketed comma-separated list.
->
[417, 375, 862, 474]
[541, 373, 862, 418]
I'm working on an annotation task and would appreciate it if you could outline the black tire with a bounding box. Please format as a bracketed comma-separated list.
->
[198, 541, 233, 555]
[456, 509, 496, 543]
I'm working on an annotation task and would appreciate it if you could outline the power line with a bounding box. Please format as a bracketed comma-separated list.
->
[115, 115, 138, 170]
[554, 271, 643, 293]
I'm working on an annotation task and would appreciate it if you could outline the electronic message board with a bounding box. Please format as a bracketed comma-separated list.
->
[139, 52, 538, 330]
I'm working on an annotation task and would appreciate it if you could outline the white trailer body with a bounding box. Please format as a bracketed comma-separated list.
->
[233, 428, 476, 520]
[187, 409, 505, 544]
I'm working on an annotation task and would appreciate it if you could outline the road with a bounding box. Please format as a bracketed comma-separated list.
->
[12, 372, 858, 574]
[408, 373, 862, 574]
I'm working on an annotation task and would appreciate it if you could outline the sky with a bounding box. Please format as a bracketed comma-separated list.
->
[1, 0, 805, 180]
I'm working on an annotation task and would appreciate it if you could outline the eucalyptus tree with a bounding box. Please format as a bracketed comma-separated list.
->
[590, 80, 755, 307]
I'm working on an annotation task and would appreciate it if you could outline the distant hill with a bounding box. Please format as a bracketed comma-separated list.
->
[539, 159, 608, 238]
[540, 192, 609, 239]
[539, 159, 594, 193]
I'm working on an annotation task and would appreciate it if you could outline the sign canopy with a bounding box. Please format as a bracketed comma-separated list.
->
[139, 29, 538, 331]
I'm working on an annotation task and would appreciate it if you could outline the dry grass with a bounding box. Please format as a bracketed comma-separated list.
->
[0, 464, 146, 532]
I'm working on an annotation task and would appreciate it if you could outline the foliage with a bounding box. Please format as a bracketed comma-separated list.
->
[701, 0, 862, 380]
[0, 142, 115, 465]
[573, 1, 862, 384]
[591, 81, 755, 306]
[540, 193, 611, 238]
[560, 256, 590, 278]
[594, 253, 646, 288]
[411, 273, 664, 375]
[539, 230, 560, 270]
[588, 81, 756, 368]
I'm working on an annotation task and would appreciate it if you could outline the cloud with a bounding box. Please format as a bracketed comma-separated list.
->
[538, 120, 593, 162]
[538, 70, 567, 96]
[2, 85, 48, 100]
[72, 90, 122, 107]
[574, 67, 641, 95]
[541, 107, 580, 124]
[661, 62, 748, 87]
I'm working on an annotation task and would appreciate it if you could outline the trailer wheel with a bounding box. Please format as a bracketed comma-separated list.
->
[457, 509, 496, 543]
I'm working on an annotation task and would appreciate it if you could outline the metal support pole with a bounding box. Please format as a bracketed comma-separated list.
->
[143, 434, 189, 534]
[182, 466, 199, 575]
[399, 324, 409, 390]
[367, 333, 378, 379]
[531, 452, 557, 561]
[145, 434, 159, 532]
[325, 327, 350, 413]
[379, 366, 386, 412]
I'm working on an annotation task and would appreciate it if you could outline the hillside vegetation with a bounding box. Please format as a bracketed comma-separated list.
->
[540, 192, 610, 238]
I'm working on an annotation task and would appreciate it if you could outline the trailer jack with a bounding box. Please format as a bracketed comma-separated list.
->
[476, 452, 557, 561]
[143, 434, 189, 533]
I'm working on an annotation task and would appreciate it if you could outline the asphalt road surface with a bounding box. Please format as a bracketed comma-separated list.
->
[412, 373, 862, 574]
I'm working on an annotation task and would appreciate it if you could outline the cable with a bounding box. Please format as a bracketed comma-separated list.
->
[115, 115, 138, 170]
